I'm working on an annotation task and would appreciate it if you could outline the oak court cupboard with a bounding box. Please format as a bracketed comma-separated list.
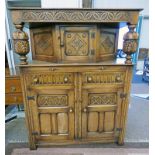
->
[9, 7, 142, 149]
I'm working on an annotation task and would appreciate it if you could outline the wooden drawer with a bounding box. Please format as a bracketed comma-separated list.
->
[5, 93, 23, 105]
[26, 72, 74, 87]
[82, 71, 126, 86]
[5, 77, 22, 93]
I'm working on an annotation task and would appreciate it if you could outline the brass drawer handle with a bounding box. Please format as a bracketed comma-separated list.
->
[87, 76, 93, 82]
[115, 76, 122, 82]
[100, 66, 106, 70]
[64, 77, 68, 83]
[49, 67, 56, 71]
[69, 107, 73, 113]
[11, 86, 16, 92]
[83, 108, 87, 113]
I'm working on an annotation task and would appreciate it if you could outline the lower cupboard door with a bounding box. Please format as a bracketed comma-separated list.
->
[81, 88, 123, 141]
[28, 89, 74, 142]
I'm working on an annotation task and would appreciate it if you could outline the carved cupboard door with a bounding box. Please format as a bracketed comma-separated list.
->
[28, 89, 74, 143]
[30, 27, 57, 62]
[59, 25, 96, 62]
[96, 27, 119, 61]
[81, 87, 123, 141]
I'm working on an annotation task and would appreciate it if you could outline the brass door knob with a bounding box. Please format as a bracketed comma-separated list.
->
[11, 86, 16, 92]
[64, 77, 68, 83]
[87, 76, 92, 82]
[100, 66, 106, 70]
[49, 67, 56, 71]
[83, 108, 87, 113]
[116, 76, 121, 82]
[69, 107, 73, 113]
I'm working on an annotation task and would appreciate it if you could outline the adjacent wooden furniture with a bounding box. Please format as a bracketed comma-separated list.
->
[5, 53, 23, 105]
[9, 8, 142, 149]
[5, 75, 23, 105]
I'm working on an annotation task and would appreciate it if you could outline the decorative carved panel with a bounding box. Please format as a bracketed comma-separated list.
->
[27, 73, 74, 85]
[89, 93, 116, 105]
[65, 32, 89, 56]
[100, 31, 115, 54]
[30, 27, 56, 61]
[33, 31, 54, 56]
[83, 72, 124, 84]
[38, 95, 67, 106]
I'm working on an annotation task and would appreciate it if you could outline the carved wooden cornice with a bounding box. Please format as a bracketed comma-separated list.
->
[10, 9, 142, 25]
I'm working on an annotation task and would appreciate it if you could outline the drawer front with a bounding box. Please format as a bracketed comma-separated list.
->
[5, 93, 23, 105]
[25, 72, 74, 87]
[5, 78, 22, 93]
[82, 70, 126, 85]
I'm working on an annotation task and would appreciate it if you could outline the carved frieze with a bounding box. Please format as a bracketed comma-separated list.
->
[21, 10, 131, 23]
[89, 93, 116, 105]
[38, 95, 67, 106]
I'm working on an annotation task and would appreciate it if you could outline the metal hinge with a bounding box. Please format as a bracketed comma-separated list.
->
[120, 93, 127, 99]
[32, 131, 39, 135]
[91, 32, 95, 38]
[27, 96, 35, 100]
[116, 128, 122, 132]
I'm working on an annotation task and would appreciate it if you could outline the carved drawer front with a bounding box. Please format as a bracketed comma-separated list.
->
[28, 89, 74, 142]
[30, 27, 56, 62]
[82, 70, 125, 86]
[59, 25, 96, 62]
[26, 72, 74, 87]
[82, 88, 123, 140]
[6, 77, 22, 93]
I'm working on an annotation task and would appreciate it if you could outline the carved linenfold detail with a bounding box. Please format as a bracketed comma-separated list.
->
[22, 10, 130, 23]
[89, 93, 116, 105]
[65, 32, 88, 56]
[27, 73, 73, 85]
[38, 95, 67, 106]
[83, 73, 124, 84]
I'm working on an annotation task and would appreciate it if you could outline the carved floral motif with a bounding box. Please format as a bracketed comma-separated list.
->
[22, 10, 130, 22]
[123, 25, 139, 64]
[13, 24, 30, 65]
[14, 40, 29, 54]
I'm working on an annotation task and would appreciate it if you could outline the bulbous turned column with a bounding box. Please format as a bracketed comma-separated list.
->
[13, 23, 29, 65]
[123, 24, 139, 64]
